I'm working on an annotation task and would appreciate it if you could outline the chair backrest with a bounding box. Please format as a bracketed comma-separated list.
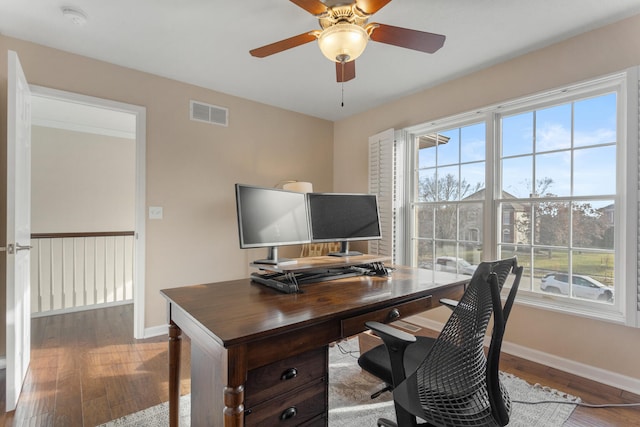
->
[406, 257, 521, 427]
[487, 261, 522, 425]
[472, 256, 516, 293]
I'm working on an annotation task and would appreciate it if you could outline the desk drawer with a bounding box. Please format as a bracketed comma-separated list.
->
[244, 379, 326, 426]
[341, 295, 432, 337]
[245, 346, 327, 407]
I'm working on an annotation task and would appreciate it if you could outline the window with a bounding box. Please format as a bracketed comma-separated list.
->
[498, 92, 617, 307]
[390, 69, 639, 325]
[411, 123, 486, 274]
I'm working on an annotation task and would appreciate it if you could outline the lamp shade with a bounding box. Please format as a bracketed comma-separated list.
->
[317, 23, 368, 63]
[283, 181, 313, 193]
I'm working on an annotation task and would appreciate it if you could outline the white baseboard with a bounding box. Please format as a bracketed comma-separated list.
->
[500, 340, 640, 396]
[31, 299, 133, 318]
[405, 315, 640, 396]
[144, 324, 169, 339]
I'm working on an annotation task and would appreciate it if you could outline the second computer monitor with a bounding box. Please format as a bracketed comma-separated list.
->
[307, 193, 382, 257]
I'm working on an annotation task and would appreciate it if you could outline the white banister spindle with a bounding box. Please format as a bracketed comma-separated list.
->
[103, 237, 107, 303]
[94, 237, 98, 306]
[122, 236, 127, 300]
[49, 239, 54, 310]
[113, 236, 118, 301]
[37, 240, 42, 312]
[61, 240, 66, 309]
[72, 238, 77, 308]
[83, 238, 87, 306]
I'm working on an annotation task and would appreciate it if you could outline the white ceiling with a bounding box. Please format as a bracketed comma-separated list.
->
[3, 0, 640, 122]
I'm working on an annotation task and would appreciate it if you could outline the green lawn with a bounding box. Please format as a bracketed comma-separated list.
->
[500, 248, 614, 285]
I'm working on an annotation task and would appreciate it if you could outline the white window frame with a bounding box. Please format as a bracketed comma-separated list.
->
[393, 68, 639, 327]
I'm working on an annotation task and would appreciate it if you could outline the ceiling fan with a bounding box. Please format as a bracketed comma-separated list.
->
[249, 0, 446, 83]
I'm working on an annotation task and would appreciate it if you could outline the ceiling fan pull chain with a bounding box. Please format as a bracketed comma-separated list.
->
[341, 61, 345, 107]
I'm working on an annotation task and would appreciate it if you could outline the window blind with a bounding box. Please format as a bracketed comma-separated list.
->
[368, 129, 396, 262]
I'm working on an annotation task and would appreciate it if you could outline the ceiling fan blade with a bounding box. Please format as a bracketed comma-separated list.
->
[355, 0, 392, 15]
[250, 32, 317, 58]
[289, 0, 328, 15]
[370, 23, 446, 54]
[336, 60, 356, 82]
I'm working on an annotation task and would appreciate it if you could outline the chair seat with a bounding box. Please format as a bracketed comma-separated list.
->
[358, 335, 437, 386]
[394, 374, 506, 427]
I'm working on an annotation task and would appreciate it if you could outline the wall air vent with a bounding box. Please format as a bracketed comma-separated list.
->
[190, 100, 228, 127]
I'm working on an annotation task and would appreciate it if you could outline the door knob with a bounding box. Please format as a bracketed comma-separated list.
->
[6, 243, 32, 254]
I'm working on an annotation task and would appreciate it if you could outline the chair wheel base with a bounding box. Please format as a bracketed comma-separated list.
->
[377, 418, 397, 427]
[371, 384, 393, 399]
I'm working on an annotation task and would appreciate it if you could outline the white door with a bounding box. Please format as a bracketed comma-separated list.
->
[6, 50, 32, 412]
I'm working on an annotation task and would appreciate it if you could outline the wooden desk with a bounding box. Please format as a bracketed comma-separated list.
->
[161, 263, 467, 427]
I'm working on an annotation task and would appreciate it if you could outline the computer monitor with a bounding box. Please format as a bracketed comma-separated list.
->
[307, 193, 382, 257]
[235, 183, 311, 265]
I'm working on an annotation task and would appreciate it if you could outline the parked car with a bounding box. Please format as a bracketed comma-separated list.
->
[434, 256, 477, 275]
[540, 273, 613, 302]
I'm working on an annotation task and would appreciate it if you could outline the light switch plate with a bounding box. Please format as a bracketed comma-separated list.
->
[149, 206, 163, 219]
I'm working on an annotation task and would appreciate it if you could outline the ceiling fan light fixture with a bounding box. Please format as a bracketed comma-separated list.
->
[317, 23, 368, 63]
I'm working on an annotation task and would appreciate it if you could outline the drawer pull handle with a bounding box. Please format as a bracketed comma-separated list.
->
[280, 368, 298, 380]
[388, 308, 400, 321]
[280, 406, 297, 420]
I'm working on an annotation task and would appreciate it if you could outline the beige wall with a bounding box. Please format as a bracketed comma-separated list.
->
[31, 126, 135, 233]
[0, 35, 334, 345]
[333, 14, 640, 382]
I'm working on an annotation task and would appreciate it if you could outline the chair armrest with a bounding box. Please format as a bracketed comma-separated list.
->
[365, 321, 417, 348]
[439, 298, 459, 310]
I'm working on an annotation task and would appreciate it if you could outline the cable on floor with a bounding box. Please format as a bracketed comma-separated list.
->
[336, 341, 360, 358]
[513, 399, 640, 408]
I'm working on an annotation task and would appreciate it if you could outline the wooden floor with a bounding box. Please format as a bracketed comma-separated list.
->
[0, 304, 191, 426]
[0, 304, 639, 426]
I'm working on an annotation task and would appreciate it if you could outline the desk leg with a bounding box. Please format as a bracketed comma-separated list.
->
[169, 321, 182, 427]
[223, 345, 247, 427]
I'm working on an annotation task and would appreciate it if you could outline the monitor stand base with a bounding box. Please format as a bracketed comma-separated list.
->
[328, 251, 362, 257]
[328, 241, 361, 257]
[252, 246, 298, 265]
[253, 258, 297, 266]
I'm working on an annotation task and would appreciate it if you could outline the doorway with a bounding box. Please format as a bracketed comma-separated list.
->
[29, 86, 146, 338]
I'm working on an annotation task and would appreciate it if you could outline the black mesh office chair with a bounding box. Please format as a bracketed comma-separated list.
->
[358, 257, 522, 427]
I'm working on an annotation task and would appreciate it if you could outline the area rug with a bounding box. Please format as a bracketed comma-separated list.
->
[100, 339, 580, 426]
